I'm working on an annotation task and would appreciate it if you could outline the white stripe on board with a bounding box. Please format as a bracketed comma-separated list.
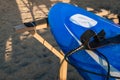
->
[64, 23, 82, 45]
[86, 50, 120, 78]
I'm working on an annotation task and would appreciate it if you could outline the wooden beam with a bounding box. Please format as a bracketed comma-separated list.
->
[30, 32, 68, 80]
[14, 24, 35, 33]
[14, 18, 68, 80]
[32, 32, 64, 59]
[14, 18, 48, 33]
[60, 58, 68, 80]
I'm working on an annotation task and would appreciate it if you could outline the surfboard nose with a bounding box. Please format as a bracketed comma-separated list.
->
[48, 3, 120, 80]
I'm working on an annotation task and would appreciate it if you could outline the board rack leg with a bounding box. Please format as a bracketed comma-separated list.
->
[14, 21, 68, 80]
[32, 32, 67, 80]
[30, 31, 68, 80]
[60, 59, 68, 80]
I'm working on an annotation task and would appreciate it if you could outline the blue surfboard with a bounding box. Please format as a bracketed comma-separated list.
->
[48, 3, 120, 80]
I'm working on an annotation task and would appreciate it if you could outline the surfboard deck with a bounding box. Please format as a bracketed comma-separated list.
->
[48, 3, 120, 80]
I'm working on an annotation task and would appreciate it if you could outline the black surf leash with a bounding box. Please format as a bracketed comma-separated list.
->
[60, 29, 120, 80]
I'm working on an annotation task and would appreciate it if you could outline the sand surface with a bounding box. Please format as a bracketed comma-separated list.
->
[0, 0, 120, 80]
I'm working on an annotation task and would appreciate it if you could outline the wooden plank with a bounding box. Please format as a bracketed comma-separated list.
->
[14, 24, 35, 33]
[14, 18, 48, 33]
[31, 32, 67, 80]
[14, 18, 68, 80]
[60, 59, 68, 80]
[35, 18, 48, 29]
[32, 32, 64, 59]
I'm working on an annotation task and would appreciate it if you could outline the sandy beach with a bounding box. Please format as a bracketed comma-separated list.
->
[0, 0, 120, 80]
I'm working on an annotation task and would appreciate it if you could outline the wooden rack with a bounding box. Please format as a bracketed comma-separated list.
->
[14, 18, 68, 80]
